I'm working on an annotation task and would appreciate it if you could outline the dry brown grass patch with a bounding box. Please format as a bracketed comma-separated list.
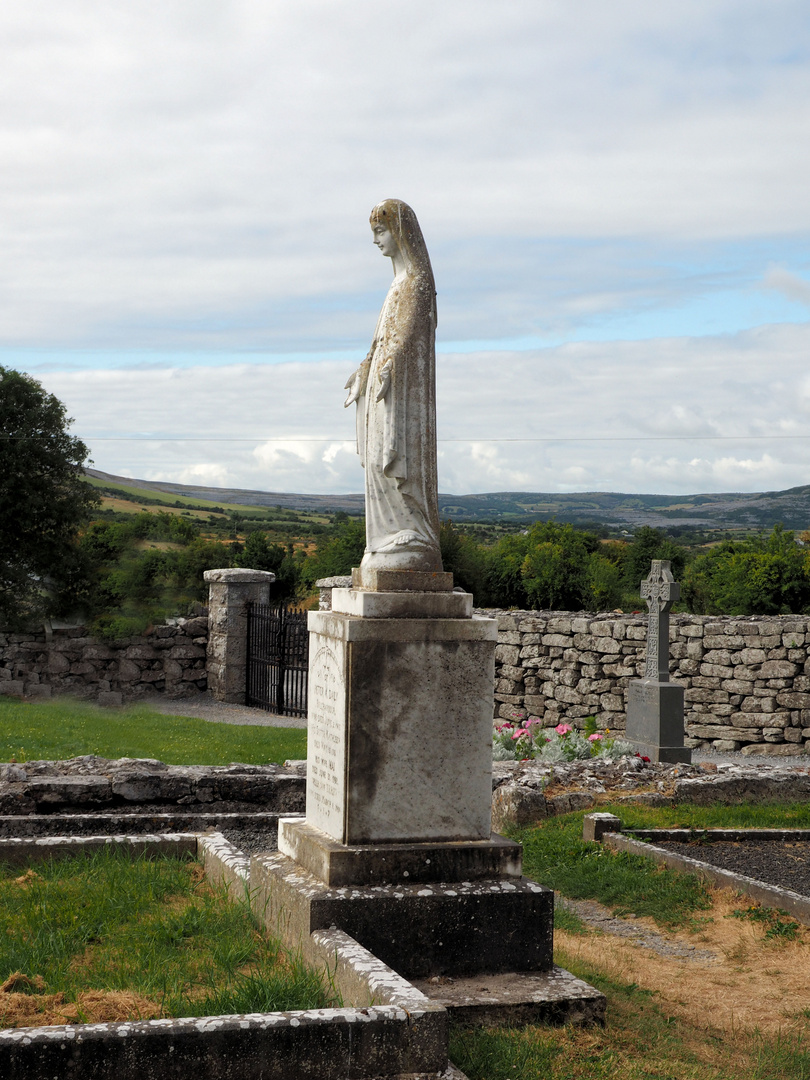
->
[556, 885, 810, 1036]
[0, 988, 161, 1028]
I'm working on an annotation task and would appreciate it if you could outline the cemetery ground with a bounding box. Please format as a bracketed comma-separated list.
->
[4, 700, 810, 1076]
[0, 846, 332, 1030]
[449, 803, 810, 1079]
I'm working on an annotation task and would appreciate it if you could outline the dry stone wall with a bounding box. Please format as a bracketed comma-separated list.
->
[0, 618, 209, 705]
[486, 610, 810, 756]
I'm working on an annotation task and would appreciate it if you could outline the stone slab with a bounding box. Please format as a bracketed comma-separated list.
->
[0, 811, 295, 839]
[331, 588, 472, 619]
[626, 678, 691, 764]
[305, 611, 496, 845]
[278, 818, 523, 886]
[0, 833, 199, 867]
[251, 851, 554, 980]
[352, 568, 454, 592]
[309, 611, 498, 643]
[0, 1006, 443, 1080]
[412, 966, 606, 1028]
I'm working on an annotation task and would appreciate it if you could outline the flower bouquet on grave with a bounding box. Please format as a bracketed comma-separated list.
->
[492, 716, 634, 763]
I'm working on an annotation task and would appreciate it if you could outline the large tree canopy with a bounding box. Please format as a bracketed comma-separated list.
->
[0, 367, 99, 626]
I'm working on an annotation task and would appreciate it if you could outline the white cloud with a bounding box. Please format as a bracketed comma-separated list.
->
[4, 1, 810, 499]
[30, 320, 810, 497]
[0, 1, 809, 350]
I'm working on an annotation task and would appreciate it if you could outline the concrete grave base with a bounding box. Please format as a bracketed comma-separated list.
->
[626, 678, 691, 764]
[251, 850, 554, 980]
[412, 967, 606, 1028]
[0, 830, 604, 1077]
[351, 568, 455, 593]
[278, 817, 522, 887]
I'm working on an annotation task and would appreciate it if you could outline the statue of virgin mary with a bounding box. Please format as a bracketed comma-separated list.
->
[344, 200, 442, 578]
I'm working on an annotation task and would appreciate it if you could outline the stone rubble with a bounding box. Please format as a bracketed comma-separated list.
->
[490, 755, 810, 830]
[0, 756, 306, 815]
[4, 755, 810, 834]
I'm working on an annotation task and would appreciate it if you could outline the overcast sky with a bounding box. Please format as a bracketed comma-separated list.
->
[4, 0, 810, 497]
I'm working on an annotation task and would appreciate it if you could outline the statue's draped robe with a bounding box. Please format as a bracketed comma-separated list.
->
[354, 270, 441, 566]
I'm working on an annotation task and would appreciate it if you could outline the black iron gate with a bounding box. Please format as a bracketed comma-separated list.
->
[245, 602, 309, 717]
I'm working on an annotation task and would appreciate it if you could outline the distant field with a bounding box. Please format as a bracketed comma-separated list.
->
[100, 495, 224, 521]
[85, 476, 270, 516]
[84, 468, 810, 533]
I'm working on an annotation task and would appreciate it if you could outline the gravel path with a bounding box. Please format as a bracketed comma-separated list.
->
[656, 839, 810, 897]
[556, 896, 717, 961]
[139, 694, 307, 728]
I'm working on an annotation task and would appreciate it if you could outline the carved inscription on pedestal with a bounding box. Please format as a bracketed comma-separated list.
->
[306, 642, 347, 841]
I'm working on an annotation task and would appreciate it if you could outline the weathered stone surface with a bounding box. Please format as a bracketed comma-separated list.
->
[306, 610, 496, 845]
[24, 777, 113, 806]
[252, 851, 554, 980]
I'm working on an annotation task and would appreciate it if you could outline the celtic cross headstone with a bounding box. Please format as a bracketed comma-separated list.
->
[625, 559, 690, 764]
[640, 560, 680, 681]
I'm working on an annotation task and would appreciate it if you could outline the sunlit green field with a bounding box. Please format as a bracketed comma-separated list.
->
[0, 697, 306, 764]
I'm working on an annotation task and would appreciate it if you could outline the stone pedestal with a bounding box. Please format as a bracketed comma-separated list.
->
[297, 601, 495, 845]
[625, 678, 691, 764]
[204, 568, 275, 704]
[258, 578, 604, 1024]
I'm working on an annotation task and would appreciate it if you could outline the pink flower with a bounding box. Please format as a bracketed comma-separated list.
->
[588, 733, 602, 742]
[555, 723, 572, 736]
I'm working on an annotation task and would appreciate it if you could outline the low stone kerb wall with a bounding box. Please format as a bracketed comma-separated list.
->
[489, 610, 810, 756]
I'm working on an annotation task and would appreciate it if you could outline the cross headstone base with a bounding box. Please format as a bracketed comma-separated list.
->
[626, 678, 691, 764]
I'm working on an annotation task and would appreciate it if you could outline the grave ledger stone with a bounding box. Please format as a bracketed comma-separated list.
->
[252, 202, 603, 1024]
[625, 559, 691, 764]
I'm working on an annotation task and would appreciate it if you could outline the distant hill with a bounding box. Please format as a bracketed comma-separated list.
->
[84, 469, 810, 533]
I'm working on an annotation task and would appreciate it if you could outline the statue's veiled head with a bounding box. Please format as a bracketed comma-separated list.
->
[369, 199, 433, 281]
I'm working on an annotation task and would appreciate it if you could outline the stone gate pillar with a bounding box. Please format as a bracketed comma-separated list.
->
[204, 568, 275, 704]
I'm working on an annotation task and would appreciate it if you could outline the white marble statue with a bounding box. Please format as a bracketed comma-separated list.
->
[344, 199, 442, 575]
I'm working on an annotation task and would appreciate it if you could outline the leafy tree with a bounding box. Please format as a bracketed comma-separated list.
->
[682, 524, 810, 615]
[482, 521, 623, 611]
[439, 520, 489, 599]
[623, 526, 687, 592]
[486, 531, 532, 608]
[0, 367, 99, 626]
[235, 532, 301, 600]
[519, 521, 600, 610]
[300, 519, 366, 588]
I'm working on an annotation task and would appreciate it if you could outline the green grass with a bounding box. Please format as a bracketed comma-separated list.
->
[0, 847, 332, 1025]
[514, 812, 713, 930]
[612, 801, 810, 830]
[513, 801, 810, 933]
[730, 902, 802, 941]
[0, 697, 306, 765]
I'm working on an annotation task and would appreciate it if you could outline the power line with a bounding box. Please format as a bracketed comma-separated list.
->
[4, 435, 810, 444]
